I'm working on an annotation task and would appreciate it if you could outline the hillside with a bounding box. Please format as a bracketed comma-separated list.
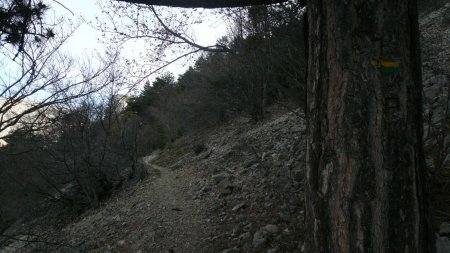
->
[1, 106, 306, 253]
[420, 2, 450, 229]
[1, 2, 450, 253]
[0, 98, 57, 147]
[0, 98, 36, 146]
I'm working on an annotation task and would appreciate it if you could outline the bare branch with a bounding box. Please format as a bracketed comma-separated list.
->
[135, 48, 203, 83]
[116, 0, 289, 8]
[149, 6, 234, 53]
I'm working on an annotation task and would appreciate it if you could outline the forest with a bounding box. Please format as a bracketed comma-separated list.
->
[1, 0, 449, 252]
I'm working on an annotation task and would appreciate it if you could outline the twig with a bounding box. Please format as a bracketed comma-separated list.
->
[149, 6, 234, 53]
[51, 0, 75, 16]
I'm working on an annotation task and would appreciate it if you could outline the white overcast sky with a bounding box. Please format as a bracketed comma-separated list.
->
[49, 0, 228, 79]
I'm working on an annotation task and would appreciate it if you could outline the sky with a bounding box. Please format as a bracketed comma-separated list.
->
[1, 0, 229, 107]
[49, 0, 228, 82]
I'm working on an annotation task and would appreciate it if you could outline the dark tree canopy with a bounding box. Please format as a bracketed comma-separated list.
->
[0, 0, 54, 53]
[116, 0, 289, 8]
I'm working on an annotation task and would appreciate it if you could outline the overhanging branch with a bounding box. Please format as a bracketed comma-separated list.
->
[115, 0, 289, 8]
[149, 6, 233, 53]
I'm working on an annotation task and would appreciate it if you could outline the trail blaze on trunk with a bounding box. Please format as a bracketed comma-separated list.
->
[305, 0, 433, 252]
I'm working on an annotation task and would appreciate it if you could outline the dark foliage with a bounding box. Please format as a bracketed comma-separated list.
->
[0, 0, 54, 54]
[0, 95, 152, 228]
[126, 4, 306, 145]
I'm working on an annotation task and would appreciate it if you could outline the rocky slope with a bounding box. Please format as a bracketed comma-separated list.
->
[154, 108, 307, 252]
[0, 106, 306, 253]
[420, 2, 450, 228]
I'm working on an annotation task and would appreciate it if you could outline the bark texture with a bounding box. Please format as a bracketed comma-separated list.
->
[305, 0, 434, 252]
[116, 0, 288, 8]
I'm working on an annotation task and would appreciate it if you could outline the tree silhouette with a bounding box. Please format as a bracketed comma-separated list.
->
[0, 0, 54, 55]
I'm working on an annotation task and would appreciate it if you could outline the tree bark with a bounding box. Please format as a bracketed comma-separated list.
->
[305, 0, 434, 252]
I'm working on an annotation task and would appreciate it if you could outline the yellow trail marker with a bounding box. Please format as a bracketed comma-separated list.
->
[371, 59, 401, 74]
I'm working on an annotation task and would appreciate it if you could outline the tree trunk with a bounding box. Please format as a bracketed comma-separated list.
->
[305, 0, 434, 252]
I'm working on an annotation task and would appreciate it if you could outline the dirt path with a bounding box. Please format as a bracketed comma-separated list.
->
[140, 156, 211, 252]
[57, 153, 213, 253]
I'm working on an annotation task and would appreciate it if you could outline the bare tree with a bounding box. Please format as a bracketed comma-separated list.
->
[0, 25, 118, 144]
[96, 1, 236, 83]
[215, 4, 305, 120]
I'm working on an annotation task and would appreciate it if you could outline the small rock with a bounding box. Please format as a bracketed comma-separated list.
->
[232, 225, 241, 236]
[441, 155, 450, 170]
[297, 241, 304, 250]
[440, 222, 450, 236]
[426, 159, 435, 170]
[444, 135, 450, 149]
[222, 248, 240, 253]
[431, 107, 445, 124]
[424, 77, 445, 100]
[117, 240, 126, 247]
[238, 232, 252, 244]
[437, 236, 450, 253]
[286, 158, 294, 169]
[232, 202, 246, 212]
[253, 230, 268, 248]
[220, 186, 233, 196]
[261, 152, 267, 160]
[267, 249, 277, 253]
[200, 185, 211, 193]
[263, 224, 279, 234]
[243, 223, 253, 232]
[264, 202, 272, 208]
[245, 159, 258, 168]
[278, 211, 291, 222]
[271, 153, 280, 161]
